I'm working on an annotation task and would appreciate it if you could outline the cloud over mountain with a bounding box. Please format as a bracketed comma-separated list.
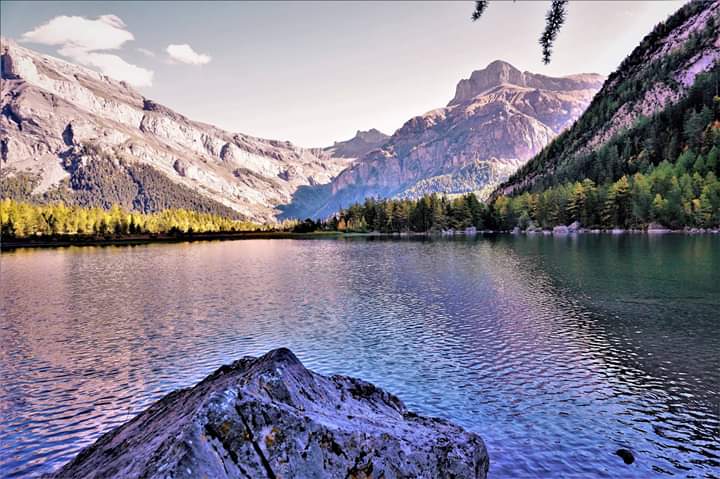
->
[21, 14, 153, 87]
[166, 43, 211, 65]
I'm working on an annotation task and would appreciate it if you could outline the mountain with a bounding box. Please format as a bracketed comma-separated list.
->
[324, 128, 389, 159]
[283, 61, 603, 219]
[495, 0, 720, 198]
[0, 38, 350, 222]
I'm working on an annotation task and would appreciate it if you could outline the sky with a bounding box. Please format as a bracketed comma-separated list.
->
[1, 1, 683, 147]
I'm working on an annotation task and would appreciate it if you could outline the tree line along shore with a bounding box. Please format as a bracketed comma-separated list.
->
[1, 188, 719, 251]
[0, 199, 332, 249]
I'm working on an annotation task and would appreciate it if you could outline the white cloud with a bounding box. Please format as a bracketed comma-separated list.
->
[166, 44, 211, 65]
[137, 47, 155, 57]
[22, 15, 133, 51]
[59, 46, 154, 87]
[21, 15, 153, 87]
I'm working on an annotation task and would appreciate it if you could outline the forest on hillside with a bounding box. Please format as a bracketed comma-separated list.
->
[505, 3, 719, 191]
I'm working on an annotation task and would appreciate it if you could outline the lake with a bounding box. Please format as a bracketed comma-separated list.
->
[1, 235, 718, 478]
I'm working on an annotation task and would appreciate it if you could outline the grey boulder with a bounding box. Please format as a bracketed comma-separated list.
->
[47, 348, 489, 479]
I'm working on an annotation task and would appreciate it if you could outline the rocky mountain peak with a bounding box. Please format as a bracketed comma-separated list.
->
[449, 60, 605, 106]
[450, 60, 525, 105]
[495, 0, 720, 198]
[475, 59, 525, 84]
[1, 38, 22, 80]
[354, 128, 388, 144]
[286, 62, 604, 218]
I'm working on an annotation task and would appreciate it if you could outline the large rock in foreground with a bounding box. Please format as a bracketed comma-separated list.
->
[48, 348, 489, 478]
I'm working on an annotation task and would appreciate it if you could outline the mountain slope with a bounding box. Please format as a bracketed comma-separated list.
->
[284, 61, 603, 219]
[495, 0, 720, 197]
[0, 38, 350, 222]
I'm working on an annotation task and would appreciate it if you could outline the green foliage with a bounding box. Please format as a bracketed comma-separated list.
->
[333, 193, 497, 233]
[291, 218, 325, 233]
[470, 1, 488, 21]
[333, 159, 720, 232]
[0, 169, 41, 201]
[491, 167, 720, 230]
[471, 0, 567, 64]
[0, 199, 259, 239]
[490, 32, 720, 230]
[539, 1, 568, 65]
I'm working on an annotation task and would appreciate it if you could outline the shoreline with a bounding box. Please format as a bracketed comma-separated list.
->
[1, 227, 719, 250]
[0, 231, 342, 250]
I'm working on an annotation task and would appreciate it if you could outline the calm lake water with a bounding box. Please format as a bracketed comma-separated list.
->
[1, 236, 719, 478]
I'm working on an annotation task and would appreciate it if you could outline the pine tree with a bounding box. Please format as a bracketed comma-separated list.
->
[652, 194, 668, 224]
[603, 176, 631, 228]
[567, 182, 587, 223]
[630, 173, 653, 226]
[706, 146, 718, 174]
[539, 1, 568, 64]
[664, 177, 686, 228]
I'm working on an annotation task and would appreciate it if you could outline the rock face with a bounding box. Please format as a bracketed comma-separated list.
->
[324, 128, 390, 159]
[285, 61, 603, 218]
[46, 348, 489, 479]
[0, 38, 350, 223]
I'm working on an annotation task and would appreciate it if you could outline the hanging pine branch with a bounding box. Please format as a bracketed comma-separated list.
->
[539, 0, 568, 64]
[471, 1, 489, 21]
[470, 0, 569, 64]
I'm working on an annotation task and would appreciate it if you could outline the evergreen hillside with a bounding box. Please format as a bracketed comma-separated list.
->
[496, 0, 720, 196]
[489, 67, 720, 230]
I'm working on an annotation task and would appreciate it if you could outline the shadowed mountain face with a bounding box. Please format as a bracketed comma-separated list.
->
[281, 60, 603, 219]
[0, 38, 351, 223]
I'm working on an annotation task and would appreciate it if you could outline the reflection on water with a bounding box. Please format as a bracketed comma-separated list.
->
[0, 236, 718, 478]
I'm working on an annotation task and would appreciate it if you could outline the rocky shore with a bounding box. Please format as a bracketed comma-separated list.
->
[45, 348, 489, 479]
[439, 222, 720, 236]
[4, 226, 717, 251]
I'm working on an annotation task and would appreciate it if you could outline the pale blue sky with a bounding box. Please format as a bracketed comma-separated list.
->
[1, 1, 682, 146]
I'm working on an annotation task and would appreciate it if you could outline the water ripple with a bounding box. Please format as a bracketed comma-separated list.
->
[0, 236, 718, 478]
